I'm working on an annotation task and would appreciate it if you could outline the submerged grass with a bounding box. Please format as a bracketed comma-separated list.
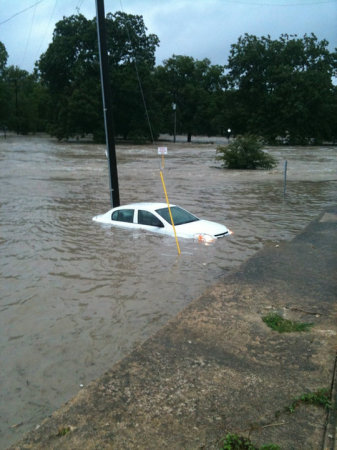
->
[262, 313, 314, 333]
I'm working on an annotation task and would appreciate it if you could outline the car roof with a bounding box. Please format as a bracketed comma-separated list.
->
[114, 202, 175, 211]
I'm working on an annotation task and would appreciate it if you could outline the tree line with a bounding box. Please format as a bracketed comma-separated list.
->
[0, 11, 336, 144]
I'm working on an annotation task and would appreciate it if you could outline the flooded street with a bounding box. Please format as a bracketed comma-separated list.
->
[1, 134, 336, 447]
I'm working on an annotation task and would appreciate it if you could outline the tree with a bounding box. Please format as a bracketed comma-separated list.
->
[111, 63, 161, 141]
[226, 34, 337, 143]
[216, 135, 277, 169]
[38, 12, 159, 141]
[155, 55, 226, 141]
[0, 41, 9, 129]
[0, 41, 8, 73]
[1, 65, 48, 134]
[329, 86, 337, 143]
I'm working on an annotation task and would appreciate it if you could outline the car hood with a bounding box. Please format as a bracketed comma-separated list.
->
[175, 219, 229, 237]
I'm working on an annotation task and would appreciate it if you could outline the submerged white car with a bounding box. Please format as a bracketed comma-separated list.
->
[93, 202, 231, 240]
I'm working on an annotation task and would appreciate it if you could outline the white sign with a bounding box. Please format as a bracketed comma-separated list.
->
[158, 147, 168, 155]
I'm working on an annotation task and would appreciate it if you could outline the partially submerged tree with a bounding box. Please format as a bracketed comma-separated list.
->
[155, 55, 226, 141]
[216, 135, 277, 169]
[0, 59, 49, 134]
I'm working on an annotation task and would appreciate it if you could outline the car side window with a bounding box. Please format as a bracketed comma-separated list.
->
[138, 210, 164, 227]
[111, 209, 134, 223]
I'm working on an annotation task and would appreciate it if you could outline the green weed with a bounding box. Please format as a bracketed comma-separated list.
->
[57, 426, 71, 437]
[262, 313, 313, 333]
[221, 433, 280, 449]
[288, 388, 332, 413]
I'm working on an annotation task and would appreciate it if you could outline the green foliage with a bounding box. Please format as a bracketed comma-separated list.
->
[226, 33, 337, 143]
[112, 63, 161, 141]
[154, 55, 226, 141]
[0, 41, 8, 74]
[262, 313, 314, 333]
[0, 41, 50, 134]
[216, 135, 276, 170]
[0, 42, 9, 128]
[37, 11, 160, 141]
[288, 388, 332, 413]
[221, 433, 280, 450]
[1, 31, 336, 142]
[222, 433, 256, 449]
[1, 65, 49, 133]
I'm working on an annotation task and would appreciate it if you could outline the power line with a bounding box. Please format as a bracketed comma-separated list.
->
[0, 0, 45, 26]
[76, 0, 87, 9]
[34, 0, 59, 60]
[119, 0, 155, 145]
[20, 1, 39, 68]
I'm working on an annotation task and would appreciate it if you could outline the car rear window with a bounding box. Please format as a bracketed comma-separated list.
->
[111, 209, 134, 223]
[156, 206, 199, 226]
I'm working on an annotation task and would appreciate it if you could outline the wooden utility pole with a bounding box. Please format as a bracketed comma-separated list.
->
[95, 0, 120, 207]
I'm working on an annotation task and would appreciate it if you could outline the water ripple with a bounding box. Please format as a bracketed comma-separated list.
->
[1, 136, 336, 447]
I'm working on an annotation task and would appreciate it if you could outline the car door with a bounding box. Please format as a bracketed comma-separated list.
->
[136, 209, 166, 234]
[111, 208, 135, 228]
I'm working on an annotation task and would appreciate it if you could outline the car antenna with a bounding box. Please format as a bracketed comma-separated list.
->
[95, 0, 120, 207]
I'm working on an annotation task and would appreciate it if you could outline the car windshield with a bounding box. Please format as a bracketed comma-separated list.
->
[156, 206, 199, 226]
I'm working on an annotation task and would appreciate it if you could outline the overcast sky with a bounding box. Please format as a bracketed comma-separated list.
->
[1, 0, 336, 73]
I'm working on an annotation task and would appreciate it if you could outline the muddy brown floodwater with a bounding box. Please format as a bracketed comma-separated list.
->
[0, 134, 336, 448]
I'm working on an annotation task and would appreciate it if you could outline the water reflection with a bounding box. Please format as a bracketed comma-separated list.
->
[0, 135, 336, 447]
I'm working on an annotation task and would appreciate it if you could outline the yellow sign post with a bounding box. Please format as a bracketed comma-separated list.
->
[157, 146, 167, 169]
[158, 147, 181, 256]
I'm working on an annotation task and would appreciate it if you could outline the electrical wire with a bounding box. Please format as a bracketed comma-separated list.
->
[20, 0, 39, 68]
[76, 0, 86, 8]
[0, 0, 45, 26]
[34, 0, 59, 60]
[119, 0, 155, 145]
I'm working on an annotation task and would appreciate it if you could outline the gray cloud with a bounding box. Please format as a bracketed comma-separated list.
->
[1, 0, 336, 72]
